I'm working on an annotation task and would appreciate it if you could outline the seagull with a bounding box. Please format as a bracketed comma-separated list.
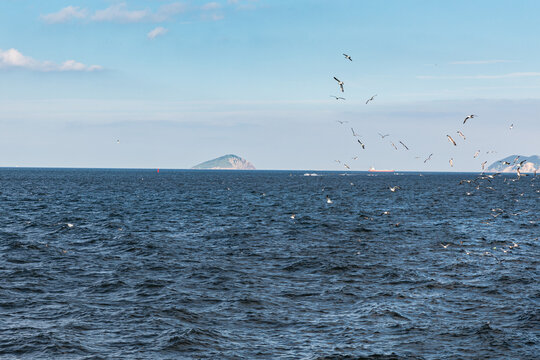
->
[519, 159, 527, 166]
[290, 214, 296, 219]
[447, 135, 457, 146]
[481, 161, 487, 171]
[391, 142, 398, 150]
[357, 139, 366, 149]
[366, 95, 377, 104]
[457, 130, 466, 140]
[389, 186, 400, 192]
[424, 153, 433, 163]
[330, 95, 345, 100]
[449, 158, 454, 167]
[463, 114, 476, 124]
[441, 243, 450, 249]
[474, 150, 480, 158]
[399, 141, 409, 150]
[334, 77, 344, 92]
[513, 156, 520, 164]
[351, 128, 359, 137]
[343, 53, 352, 61]
[326, 195, 333, 204]
[509, 123, 514, 130]
[501, 161, 511, 165]
[334, 159, 341, 164]
[352, 156, 358, 160]
[344, 164, 350, 169]
[336, 120, 348, 125]
[378, 133, 390, 139]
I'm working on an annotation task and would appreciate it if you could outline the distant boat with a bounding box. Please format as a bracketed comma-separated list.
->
[368, 167, 395, 173]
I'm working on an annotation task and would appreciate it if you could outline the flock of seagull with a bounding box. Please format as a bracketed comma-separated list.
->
[312, 52, 539, 262]
[329, 53, 537, 176]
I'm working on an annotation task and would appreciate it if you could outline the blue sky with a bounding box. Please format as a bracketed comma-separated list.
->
[1, 0, 539, 170]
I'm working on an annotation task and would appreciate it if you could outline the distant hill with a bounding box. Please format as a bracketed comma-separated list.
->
[486, 154, 539, 173]
[192, 154, 256, 170]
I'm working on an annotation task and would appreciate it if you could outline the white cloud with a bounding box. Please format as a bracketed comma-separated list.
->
[41, 6, 88, 24]
[202, 2, 222, 11]
[91, 3, 149, 23]
[147, 27, 168, 39]
[90, 2, 185, 23]
[0, 48, 102, 72]
[450, 60, 517, 65]
[417, 72, 540, 80]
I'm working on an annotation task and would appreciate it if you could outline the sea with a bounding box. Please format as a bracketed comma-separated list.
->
[0, 169, 538, 359]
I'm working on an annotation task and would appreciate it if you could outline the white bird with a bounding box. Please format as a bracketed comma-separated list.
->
[449, 158, 454, 167]
[357, 139, 366, 149]
[378, 133, 390, 139]
[351, 128, 359, 137]
[389, 186, 400, 192]
[457, 130, 466, 140]
[424, 153, 433, 163]
[447, 135, 457, 146]
[463, 114, 476, 124]
[481, 161, 487, 171]
[334, 77, 344, 92]
[366, 94, 377, 104]
[441, 243, 450, 249]
[336, 120, 348, 125]
[509, 123, 514, 130]
[474, 150, 480, 158]
[290, 214, 296, 219]
[326, 195, 333, 204]
[330, 95, 345, 100]
[116, 139, 120, 144]
[343, 53, 352, 61]
[344, 164, 350, 169]
[391, 142, 398, 150]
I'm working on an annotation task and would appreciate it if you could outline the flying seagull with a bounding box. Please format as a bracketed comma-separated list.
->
[351, 128, 359, 137]
[457, 130, 466, 140]
[326, 195, 333, 204]
[389, 186, 400, 192]
[334, 77, 344, 92]
[447, 135, 457, 146]
[509, 123, 514, 130]
[336, 120, 349, 125]
[343, 53, 352, 61]
[463, 114, 476, 124]
[449, 158, 454, 167]
[366, 95, 377, 104]
[474, 150, 480, 158]
[399, 141, 409, 150]
[501, 161, 511, 165]
[481, 161, 487, 171]
[344, 163, 351, 169]
[330, 95, 345, 100]
[357, 139, 366, 149]
[424, 154, 433, 163]
[391, 142, 398, 150]
[378, 133, 390, 139]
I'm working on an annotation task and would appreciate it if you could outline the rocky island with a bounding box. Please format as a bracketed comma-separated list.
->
[191, 154, 256, 170]
[486, 155, 539, 173]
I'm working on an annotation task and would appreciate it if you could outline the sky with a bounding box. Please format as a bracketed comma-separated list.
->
[1, 0, 539, 171]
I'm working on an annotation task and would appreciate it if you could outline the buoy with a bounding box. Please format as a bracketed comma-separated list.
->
[157, 169, 160, 173]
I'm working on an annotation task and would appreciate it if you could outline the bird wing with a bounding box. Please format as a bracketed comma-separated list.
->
[334, 77, 340, 82]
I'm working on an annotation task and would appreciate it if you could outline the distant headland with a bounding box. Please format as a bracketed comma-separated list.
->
[487, 154, 539, 173]
[191, 154, 256, 170]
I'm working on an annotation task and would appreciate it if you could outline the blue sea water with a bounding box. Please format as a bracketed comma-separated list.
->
[0, 169, 538, 359]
